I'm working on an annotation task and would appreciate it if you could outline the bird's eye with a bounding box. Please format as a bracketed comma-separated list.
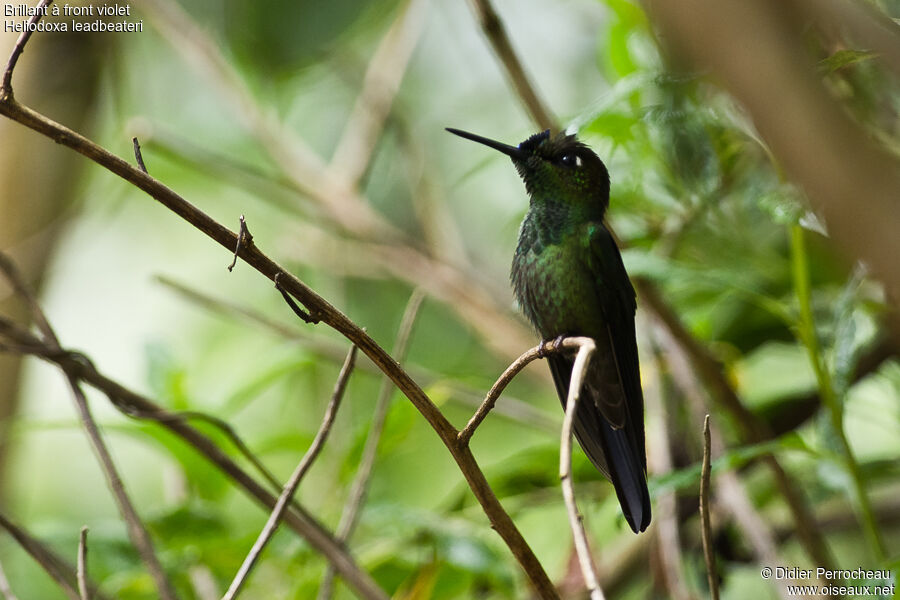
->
[559, 154, 580, 167]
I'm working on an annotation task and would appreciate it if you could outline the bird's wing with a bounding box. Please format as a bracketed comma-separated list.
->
[547, 222, 650, 532]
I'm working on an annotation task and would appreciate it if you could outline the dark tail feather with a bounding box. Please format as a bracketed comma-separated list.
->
[598, 419, 651, 533]
[549, 355, 651, 533]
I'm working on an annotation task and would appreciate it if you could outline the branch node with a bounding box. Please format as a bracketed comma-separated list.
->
[132, 137, 148, 173]
[228, 215, 252, 272]
[274, 273, 320, 324]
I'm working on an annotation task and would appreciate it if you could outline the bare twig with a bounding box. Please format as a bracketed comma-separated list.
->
[77, 527, 89, 600]
[0, 254, 175, 600]
[157, 276, 558, 433]
[143, 0, 538, 363]
[0, 511, 82, 600]
[459, 337, 584, 444]
[66, 377, 177, 600]
[132, 137, 148, 173]
[699, 416, 718, 600]
[228, 215, 251, 272]
[558, 338, 605, 600]
[223, 345, 358, 600]
[464, 0, 555, 130]
[0, 558, 18, 600]
[329, 0, 426, 186]
[0, 0, 52, 94]
[0, 318, 388, 600]
[318, 289, 425, 600]
[0, 14, 557, 598]
[641, 279, 836, 571]
[0, 109, 558, 600]
[140, 0, 394, 239]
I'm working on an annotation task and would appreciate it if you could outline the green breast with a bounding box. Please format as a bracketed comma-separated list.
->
[511, 224, 605, 338]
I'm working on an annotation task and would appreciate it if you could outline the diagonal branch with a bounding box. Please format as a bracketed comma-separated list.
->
[0, 511, 91, 600]
[465, 0, 555, 130]
[0, 25, 558, 599]
[0, 315, 388, 600]
[318, 289, 425, 600]
[328, 0, 427, 187]
[0, 246, 176, 600]
[223, 345, 358, 600]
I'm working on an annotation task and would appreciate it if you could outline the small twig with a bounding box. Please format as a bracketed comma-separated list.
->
[223, 345, 358, 600]
[227, 215, 251, 272]
[0, 34, 557, 594]
[318, 289, 425, 600]
[465, 0, 556, 130]
[0, 511, 82, 600]
[459, 336, 584, 445]
[0, 317, 387, 600]
[67, 377, 177, 600]
[0, 251, 175, 599]
[558, 338, 605, 600]
[132, 137, 148, 173]
[329, 0, 426, 186]
[1, 0, 53, 94]
[77, 527, 89, 600]
[274, 273, 319, 324]
[0, 558, 19, 600]
[699, 415, 718, 600]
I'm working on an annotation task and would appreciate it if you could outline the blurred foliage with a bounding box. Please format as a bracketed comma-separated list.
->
[1, 0, 899, 599]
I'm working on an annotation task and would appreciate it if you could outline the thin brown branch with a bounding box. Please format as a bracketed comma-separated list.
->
[223, 345, 358, 600]
[0, 253, 175, 599]
[669, 347, 796, 600]
[318, 289, 426, 600]
[0, 511, 82, 600]
[146, 0, 538, 364]
[141, 0, 394, 239]
[77, 527, 89, 600]
[0, 0, 51, 94]
[465, 0, 556, 130]
[0, 20, 558, 599]
[157, 275, 557, 432]
[66, 377, 177, 600]
[642, 279, 836, 571]
[699, 416, 718, 600]
[459, 337, 587, 444]
[0, 316, 388, 600]
[558, 338, 605, 600]
[0, 558, 18, 600]
[329, 0, 426, 186]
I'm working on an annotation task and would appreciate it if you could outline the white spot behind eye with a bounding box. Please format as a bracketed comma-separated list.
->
[575, 155, 583, 168]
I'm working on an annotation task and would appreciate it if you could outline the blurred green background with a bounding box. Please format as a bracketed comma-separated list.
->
[0, 0, 898, 598]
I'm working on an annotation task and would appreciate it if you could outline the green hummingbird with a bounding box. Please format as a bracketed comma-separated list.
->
[447, 127, 651, 533]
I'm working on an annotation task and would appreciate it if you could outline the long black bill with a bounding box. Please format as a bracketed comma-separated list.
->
[445, 128, 526, 160]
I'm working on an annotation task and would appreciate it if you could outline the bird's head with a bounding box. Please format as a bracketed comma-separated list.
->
[447, 128, 610, 219]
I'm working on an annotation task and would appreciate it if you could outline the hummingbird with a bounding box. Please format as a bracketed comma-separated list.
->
[447, 127, 651, 533]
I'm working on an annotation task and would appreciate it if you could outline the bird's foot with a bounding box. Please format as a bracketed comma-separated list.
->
[538, 335, 567, 358]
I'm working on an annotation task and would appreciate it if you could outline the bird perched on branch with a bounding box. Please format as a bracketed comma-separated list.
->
[447, 127, 651, 533]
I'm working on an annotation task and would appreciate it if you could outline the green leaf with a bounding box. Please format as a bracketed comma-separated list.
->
[818, 49, 877, 74]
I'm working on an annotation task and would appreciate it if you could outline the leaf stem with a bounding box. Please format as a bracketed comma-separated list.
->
[790, 224, 885, 562]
